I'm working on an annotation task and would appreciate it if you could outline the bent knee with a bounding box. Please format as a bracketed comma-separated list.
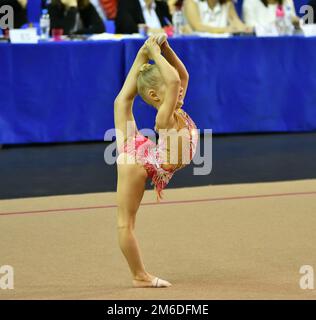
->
[117, 217, 135, 230]
[117, 224, 134, 231]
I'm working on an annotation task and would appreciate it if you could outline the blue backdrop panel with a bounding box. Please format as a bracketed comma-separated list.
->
[0, 37, 316, 145]
[0, 40, 124, 144]
[124, 36, 316, 134]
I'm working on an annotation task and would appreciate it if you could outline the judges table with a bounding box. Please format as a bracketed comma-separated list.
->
[0, 36, 316, 144]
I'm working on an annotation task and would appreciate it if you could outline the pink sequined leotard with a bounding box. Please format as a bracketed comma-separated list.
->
[121, 108, 198, 201]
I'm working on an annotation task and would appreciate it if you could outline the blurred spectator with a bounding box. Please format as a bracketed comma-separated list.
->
[0, 0, 28, 28]
[99, 0, 117, 19]
[242, 0, 299, 29]
[167, 0, 193, 33]
[90, 0, 107, 20]
[115, 0, 172, 34]
[48, 0, 105, 34]
[168, 0, 183, 14]
[184, 0, 252, 34]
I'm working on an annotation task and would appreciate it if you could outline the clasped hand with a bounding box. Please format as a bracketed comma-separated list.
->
[140, 34, 168, 60]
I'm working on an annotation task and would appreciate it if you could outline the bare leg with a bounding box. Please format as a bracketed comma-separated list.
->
[114, 77, 171, 287]
[117, 154, 148, 279]
[116, 153, 171, 287]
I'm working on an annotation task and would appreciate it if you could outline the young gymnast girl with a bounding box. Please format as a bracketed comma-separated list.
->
[114, 35, 198, 288]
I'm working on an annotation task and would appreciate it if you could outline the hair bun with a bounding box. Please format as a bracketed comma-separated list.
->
[139, 63, 152, 73]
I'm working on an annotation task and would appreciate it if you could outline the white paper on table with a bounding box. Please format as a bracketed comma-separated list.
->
[300, 24, 316, 37]
[88, 33, 145, 41]
[124, 33, 145, 39]
[255, 24, 279, 37]
[88, 33, 123, 40]
[193, 32, 231, 38]
[9, 28, 38, 44]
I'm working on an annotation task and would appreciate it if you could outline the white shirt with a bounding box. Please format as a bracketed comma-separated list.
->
[139, 0, 162, 29]
[193, 0, 230, 28]
[242, 0, 296, 28]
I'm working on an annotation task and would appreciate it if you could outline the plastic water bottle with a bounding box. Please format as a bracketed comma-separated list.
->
[172, 8, 184, 36]
[284, 4, 294, 35]
[275, 5, 286, 35]
[40, 9, 50, 40]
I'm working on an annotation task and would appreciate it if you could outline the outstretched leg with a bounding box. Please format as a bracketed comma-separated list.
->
[116, 153, 171, 288]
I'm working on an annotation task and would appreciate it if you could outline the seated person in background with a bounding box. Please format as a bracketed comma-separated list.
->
[184, 0, 253, 34]
[242, 0, 299, 29]
[0, 0, 28, 28]
[115, 0, 172, 34]
[167, 0, 193, 33]
[90, 0, 108, 21]
[168, 0, 182, 14]
[99, 0, 118, 19]
[48, 0, 105, 34]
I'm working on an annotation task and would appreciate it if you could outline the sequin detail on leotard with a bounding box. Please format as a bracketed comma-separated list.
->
[121, 108, 198, 201]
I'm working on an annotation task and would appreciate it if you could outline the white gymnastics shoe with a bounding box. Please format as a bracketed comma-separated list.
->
[133, 276, 172, 288]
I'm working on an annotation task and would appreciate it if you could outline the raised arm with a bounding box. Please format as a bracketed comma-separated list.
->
[228, 1, 253, 33]
[115, 45, 149, 103]
[145, 37, 181, 129]
[157, 36, 189, 100]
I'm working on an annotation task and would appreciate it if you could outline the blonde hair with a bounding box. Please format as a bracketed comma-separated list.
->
[137, 63, 162, 104]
